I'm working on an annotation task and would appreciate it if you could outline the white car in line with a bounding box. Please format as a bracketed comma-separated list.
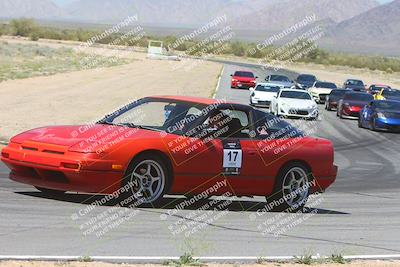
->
[249, 83, 281, 108]
[308, 81, 338, 104]
[270, 89, 319, 119]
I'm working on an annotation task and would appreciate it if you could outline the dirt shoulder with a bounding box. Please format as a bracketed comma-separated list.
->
[1, 260, 400, 267]
[0, 38, 221, 140]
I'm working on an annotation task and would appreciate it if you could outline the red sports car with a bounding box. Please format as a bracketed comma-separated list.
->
[231, 71, 257, 89]
[1, 96, 337, 211]
[337, 92, 374, 119]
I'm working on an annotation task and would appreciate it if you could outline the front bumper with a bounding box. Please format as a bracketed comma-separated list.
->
[232, 81, 256, 89]
[279, 108, 319, 119]
[342, 107, 362, 118]
[1, 142, 123, 194]
[375, 118, 400, 132]
[250, 98, 271, 107]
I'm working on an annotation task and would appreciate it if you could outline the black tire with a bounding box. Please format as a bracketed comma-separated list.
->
[35, 187, 66, 196]
[371, 117, 377, 131]
[358, 117, 363, 128]
[118, 152, 171, 208]
[266, 162, 311, 213]
[326, 103, 332, 111]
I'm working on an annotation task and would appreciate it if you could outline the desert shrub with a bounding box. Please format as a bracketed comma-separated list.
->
[10, 18, 37, 37]
[29, 31, 40, 41]
[5, 19, 400, 73]
[230, 42, 246, 57]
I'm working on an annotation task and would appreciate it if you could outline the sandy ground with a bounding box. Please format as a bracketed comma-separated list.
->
[1, 261, 400, 267]
[0, 37, 222, 141]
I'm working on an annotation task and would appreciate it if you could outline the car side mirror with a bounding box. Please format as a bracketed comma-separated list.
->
[230, 74, 233, 77]
[249, 87, 255, 92]
[255, 76, 259, 79]
[273, 95, 277, 98]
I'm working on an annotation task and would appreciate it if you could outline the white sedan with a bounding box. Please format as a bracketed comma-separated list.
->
[249, 83, 281, 108]
[308, 81, 337, 104]
[270, 89, 319, 119]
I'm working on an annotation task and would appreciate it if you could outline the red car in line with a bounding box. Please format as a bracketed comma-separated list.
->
[231, 70, 257, 89]
[1, 96, 337, 212]
[337, 92, 374, 119]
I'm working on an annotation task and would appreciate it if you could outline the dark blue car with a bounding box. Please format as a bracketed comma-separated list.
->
[343, 79, 365, 91]
[359, 100, 400, 132]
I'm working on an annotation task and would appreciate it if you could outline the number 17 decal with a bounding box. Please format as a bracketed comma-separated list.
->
[223, 149, 242, 168]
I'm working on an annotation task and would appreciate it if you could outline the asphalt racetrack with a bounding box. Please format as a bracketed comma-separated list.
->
[0, 63, 400, 258]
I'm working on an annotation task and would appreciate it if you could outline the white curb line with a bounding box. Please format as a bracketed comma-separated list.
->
[212, 66, 224, 99]
[1, 254, 400, 262]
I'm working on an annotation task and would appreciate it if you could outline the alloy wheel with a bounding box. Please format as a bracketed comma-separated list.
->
[130, 159, 165, 204]
[282, 167, 309, 208]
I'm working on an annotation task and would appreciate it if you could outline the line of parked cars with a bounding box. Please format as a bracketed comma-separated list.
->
[327, 84, 400, 132]
[231, 70, 400, 132]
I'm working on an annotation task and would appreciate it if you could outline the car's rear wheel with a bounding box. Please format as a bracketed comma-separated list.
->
[119, 153, 170, 207]
[266, 163, 311, 213]
[35, 187, 65, 196]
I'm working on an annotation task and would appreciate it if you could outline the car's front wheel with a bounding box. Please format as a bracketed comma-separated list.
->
[326, 103, 331, 111]
[371, 117, 377, 131]
[120, 153, 170, 207]
[266, 163, 311, 213]
[274, 105, 279, 116]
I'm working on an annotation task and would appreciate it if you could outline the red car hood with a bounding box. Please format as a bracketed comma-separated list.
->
[233, 76, 255, 82]
[10, 124, 147, 153]
[344, 100, 368, 108]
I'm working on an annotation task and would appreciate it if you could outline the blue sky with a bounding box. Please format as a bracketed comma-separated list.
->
[52, 0, 394, 6]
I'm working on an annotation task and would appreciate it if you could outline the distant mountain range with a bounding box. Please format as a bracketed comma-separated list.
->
[0, 0, 399, 56]
[230, 0, 379, 31]
[0, 0, 64, 19]
[322, 0, 400, 56]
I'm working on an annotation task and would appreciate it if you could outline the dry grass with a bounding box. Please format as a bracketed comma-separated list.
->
[0, 40, 129, 82]
[1, 260, 400, 267]
[0, 38, 221, 140]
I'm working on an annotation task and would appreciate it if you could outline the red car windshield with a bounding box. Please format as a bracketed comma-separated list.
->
[234, 71, 254, 78]
[99, 99, 206, 132]
[343, 93, 373, 101]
